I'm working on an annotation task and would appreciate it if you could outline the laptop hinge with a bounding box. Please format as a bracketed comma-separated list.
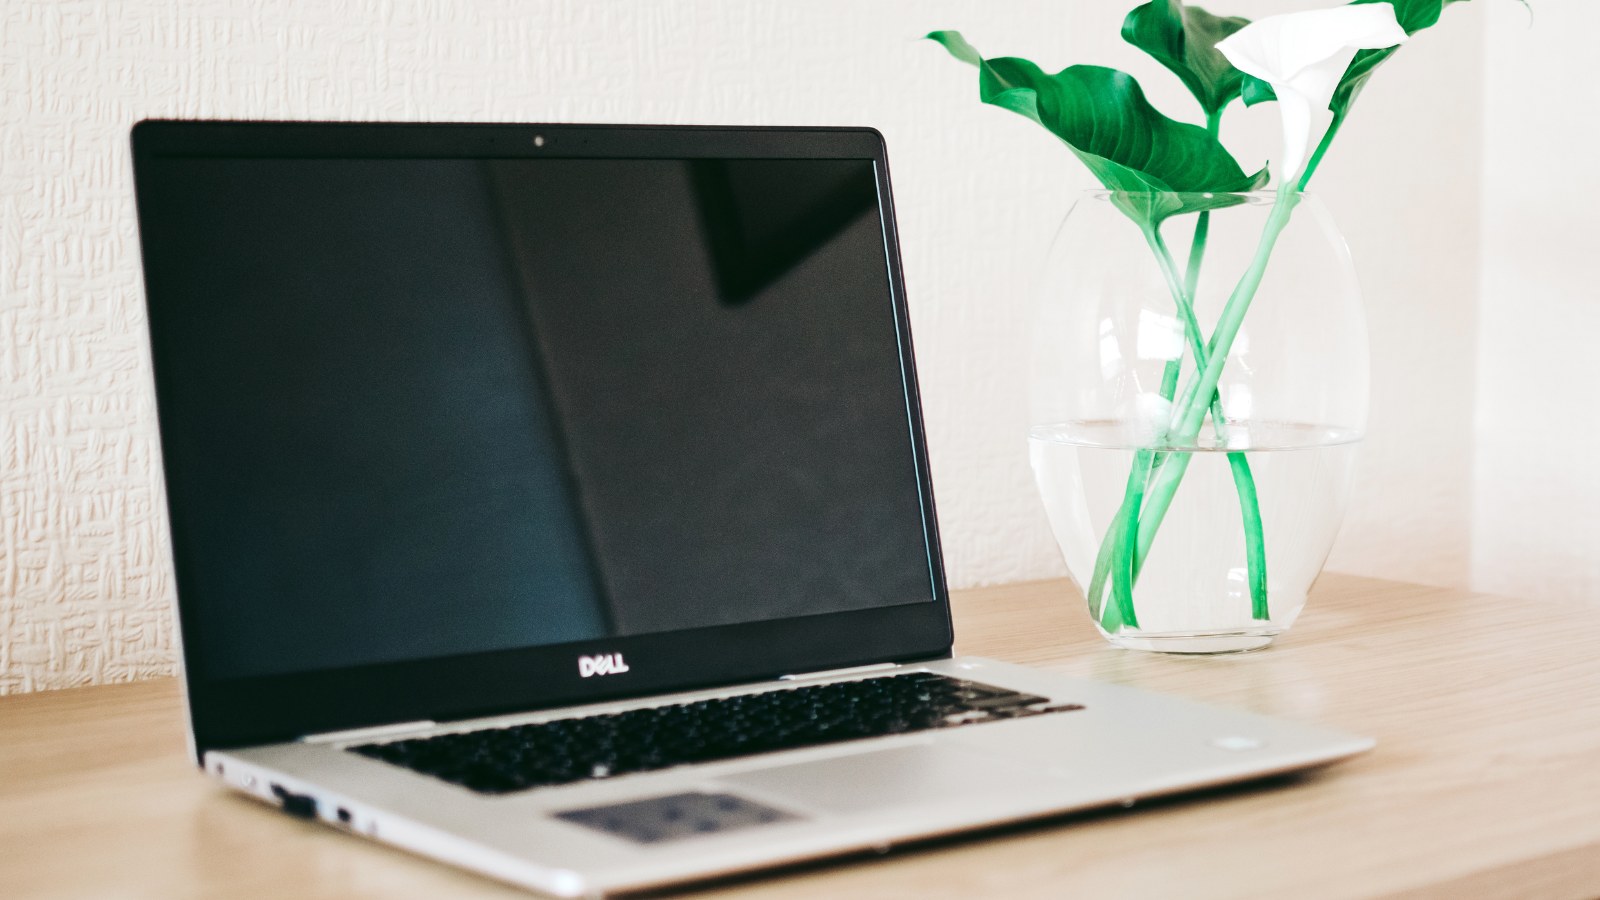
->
[777, 662, 899, 682]
[300, 720, 437, 744]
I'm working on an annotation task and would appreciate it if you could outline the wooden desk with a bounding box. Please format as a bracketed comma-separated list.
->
[6, 574, 1600, 900]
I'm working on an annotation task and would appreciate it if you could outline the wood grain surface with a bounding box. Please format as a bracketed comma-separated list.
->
[5, 574, 1600, 900]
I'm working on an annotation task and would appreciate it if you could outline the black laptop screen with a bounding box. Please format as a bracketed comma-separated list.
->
[137, 153, 935, 681]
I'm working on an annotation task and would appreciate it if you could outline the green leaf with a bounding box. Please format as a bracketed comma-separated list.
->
[1110, 189, 1251, 234]
[1352, 0, 1465, 35]
[1328, 46, 1396, 120]
[1240, 74, 1276, 107]
[1121, 1, 1252, 118]
[926, 30, 1265, 198]
[929, 28, 984, 66]
[1330, 1, 1471, 118]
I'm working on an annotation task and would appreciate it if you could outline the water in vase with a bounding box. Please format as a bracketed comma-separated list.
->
[1029, 421, 1360, 652]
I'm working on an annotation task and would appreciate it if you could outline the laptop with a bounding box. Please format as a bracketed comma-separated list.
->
[130, 120, 1372, 897]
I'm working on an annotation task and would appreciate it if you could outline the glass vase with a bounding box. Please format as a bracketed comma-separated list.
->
[1030, 191, 1368, 653]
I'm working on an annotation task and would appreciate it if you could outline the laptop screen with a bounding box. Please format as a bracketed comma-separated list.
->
[136, 130, 941, 697]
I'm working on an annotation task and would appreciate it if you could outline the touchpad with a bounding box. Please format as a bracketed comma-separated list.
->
[718, 744, 1038, 815]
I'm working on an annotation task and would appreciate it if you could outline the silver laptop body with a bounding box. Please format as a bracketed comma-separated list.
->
[131, 120, 1372, 898]
[210, 657, 1369, 897]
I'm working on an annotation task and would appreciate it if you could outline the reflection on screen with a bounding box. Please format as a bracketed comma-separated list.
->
[138, 156, 933, 680]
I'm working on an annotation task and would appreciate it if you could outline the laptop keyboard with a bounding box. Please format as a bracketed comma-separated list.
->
[349, 671, 1083, 795]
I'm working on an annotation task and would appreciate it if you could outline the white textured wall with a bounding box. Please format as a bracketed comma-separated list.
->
[1, 0, 1487, 693]
[1309, 2, 1483, 587]
[1474, 0, 1598, 602]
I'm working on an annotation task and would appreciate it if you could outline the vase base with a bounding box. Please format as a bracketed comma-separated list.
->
[1105, 631, 1276, 654]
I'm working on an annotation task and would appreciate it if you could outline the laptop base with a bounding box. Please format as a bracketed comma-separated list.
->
[210, 657, 1371, 898]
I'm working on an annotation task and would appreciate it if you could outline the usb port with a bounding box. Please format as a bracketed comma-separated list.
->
[270, 784, 317, 819]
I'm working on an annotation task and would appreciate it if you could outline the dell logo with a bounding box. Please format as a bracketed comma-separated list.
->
[578, 653, 631, 678]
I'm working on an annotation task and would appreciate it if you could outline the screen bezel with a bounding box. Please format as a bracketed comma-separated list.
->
[131, 120, 953, 758]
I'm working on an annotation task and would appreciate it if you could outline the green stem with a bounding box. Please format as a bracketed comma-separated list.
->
[1175, 185, 1301, 438]
[1149, 356, 1181, 481]
[1139, 184, 1302, 573]
[1230, 452, 1268, 619]
[1085, 280, 1183, 630]
[1184, 212, 1209, 301]
[1087, 501, 1126, 625]
[1086, 107, 1265, 629]
[1110, 450, 1152, 628]
[1141, 227, 1271, 619]
[1297, 110, 1345, 192]
[1148, 229, 1212, 383]
[1158, 358, 1181, 403]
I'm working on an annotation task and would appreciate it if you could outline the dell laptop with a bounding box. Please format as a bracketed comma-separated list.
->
[130, 120, 1372, 897]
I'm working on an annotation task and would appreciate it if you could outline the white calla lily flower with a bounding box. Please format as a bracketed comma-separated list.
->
[1216, 4, 1409, 185]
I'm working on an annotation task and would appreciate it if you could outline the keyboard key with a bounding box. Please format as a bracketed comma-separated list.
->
[349, 672, 1082, 795]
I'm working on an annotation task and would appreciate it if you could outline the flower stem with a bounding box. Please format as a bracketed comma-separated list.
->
[1184, 211, 1210, 300]
[1085, 267, 1182, 629]
[1143, 227, 1270, 619]
[1087, 500, 1125, 624]
[1148, 228, 1207, 362]
[1138, 185, 1302, 580]
[1175, 185, 1301, 438]
[1297, 110, 1345, 191]
[1230, 452, 1268, 618]
[1110, 449, 1152, 628]
[1086, 111, 1276, 630]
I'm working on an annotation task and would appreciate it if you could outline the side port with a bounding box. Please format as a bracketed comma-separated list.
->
[336, 807, 352, 825]
[270, 784, 318, 819]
